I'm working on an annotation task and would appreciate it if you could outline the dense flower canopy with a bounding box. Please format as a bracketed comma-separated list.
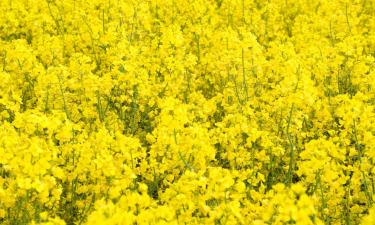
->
[0, 0, 374, 224]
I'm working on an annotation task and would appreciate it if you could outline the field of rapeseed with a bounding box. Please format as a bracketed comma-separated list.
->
[0, 0, 374, 224]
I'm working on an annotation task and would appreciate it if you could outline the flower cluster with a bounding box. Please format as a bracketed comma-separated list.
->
[0, 0, 374, 224]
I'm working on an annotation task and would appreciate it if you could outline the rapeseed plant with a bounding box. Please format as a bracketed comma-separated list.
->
[0, 0, 374, 224]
